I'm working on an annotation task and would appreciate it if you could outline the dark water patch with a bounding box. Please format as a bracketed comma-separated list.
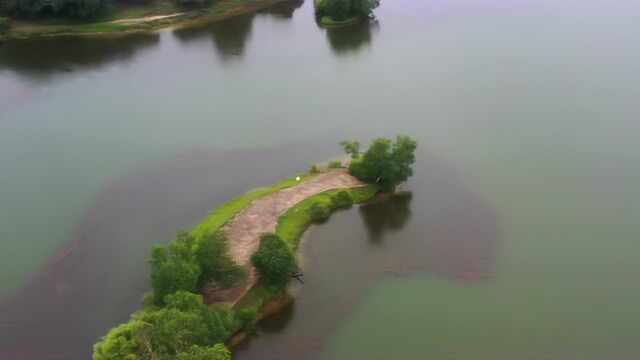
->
[0, 141, 339, 360]
[234, 150, 500, 359]
[0, 34, 160, 81]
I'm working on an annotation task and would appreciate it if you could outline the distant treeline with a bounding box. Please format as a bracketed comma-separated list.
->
[0, 0, 209, 19]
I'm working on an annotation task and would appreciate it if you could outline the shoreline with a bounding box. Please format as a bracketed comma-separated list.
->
[1, 0, 287, 41]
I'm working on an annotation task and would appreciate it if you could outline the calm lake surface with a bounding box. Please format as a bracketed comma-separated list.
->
[1, 0, 639, 359]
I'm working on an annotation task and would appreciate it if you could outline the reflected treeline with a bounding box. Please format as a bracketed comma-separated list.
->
[0, 34, 160, 79]
[173, 13, 256, 61]
[359, 192, 413, 244]
[173, 0, 304, 61]
[260, 0, 304, 19]
[325, 19, 379, 56]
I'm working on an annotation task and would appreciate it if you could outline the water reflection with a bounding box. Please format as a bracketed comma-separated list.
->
[262, 0, 305, 19]
[325, 20, 379, 56]
[173, 13, 257, 61]
[359, 192, 413, 244]
[0, 34, 160, 80]
[173, 0, 304, 61]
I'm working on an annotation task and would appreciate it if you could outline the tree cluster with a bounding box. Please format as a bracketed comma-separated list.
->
[345, 135, 417, 191]
[93, 291, 233, 360]
[150, 230, 245, 306]
[1, 0, 108, 19]
[314, 0, 380, 22]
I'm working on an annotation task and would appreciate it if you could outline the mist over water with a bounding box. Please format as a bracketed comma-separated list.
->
[1, 0, 639, 358]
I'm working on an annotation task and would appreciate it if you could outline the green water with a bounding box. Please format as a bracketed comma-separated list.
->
[1, 0, 639, 358]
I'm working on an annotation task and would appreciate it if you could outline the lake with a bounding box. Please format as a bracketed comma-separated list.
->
[1, 0, 639, 359]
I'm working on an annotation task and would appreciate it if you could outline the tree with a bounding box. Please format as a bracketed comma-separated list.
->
[325, 0, 351, 21]
[339, 140, 360, 159]
[195, 230, 245, 288]
[150, 230, 201, 305]
[93, 292, 237, 360]
[251, 233, 297, 285]
[347, 135, 417, 191]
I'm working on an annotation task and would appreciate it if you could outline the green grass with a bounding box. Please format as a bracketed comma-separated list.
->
[320, 15, 363, 27]
[276, 186, 378, 248]
[190, 172, 316, 239]
[234, 185, 378, 313]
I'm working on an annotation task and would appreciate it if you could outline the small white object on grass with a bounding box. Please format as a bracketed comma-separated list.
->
[296, 176, 301, 182]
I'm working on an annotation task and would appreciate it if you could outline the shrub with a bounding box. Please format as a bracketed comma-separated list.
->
[251, 233, 297, 285]
[331, 190, 353, 208]
[327, 160, 342, 169]
[195, 230, 246, 288]
[309, 163, 319, 173]
[0, 17, 10, 35]
[237, 306, 261, 331]
[310, 202, 331, 222]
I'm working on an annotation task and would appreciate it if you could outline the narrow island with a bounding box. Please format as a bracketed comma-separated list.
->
[314, 0, 380, 27]
[93, 135, 417, 360]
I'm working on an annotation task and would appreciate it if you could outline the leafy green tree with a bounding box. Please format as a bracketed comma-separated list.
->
[251, 233, 297, 285]
[150, 230, 201, 305]
[339, 140, 360, 159]
[326, 0, 351, 21]
[195, 230, 245, 288]
[348, 135, 417, 191]
[93, 292, 237, 360]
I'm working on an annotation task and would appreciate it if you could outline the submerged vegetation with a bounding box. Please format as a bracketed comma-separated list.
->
[314, 0, 380, 26]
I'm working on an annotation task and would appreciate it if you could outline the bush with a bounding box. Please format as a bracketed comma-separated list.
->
[0, 17, 10, 35]
[328, 160, 342, 169]
[251, 233, 297, 285]
[310, 202, 331, 222]
[331, 190, 353, 208]
[195, 230, 245, 288]
[309, 163, 319, 173]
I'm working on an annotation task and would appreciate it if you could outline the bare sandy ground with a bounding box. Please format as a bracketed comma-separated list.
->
[203, 168, 365, 304]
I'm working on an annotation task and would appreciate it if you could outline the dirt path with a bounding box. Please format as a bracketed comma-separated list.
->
[203, 169, 365, 304]
[111, 13, 183, 25]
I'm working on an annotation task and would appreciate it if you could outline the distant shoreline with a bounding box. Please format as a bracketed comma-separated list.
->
[1, 0, 286, 41]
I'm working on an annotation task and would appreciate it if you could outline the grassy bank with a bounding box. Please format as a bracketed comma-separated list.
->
[1, 0, 285, 41]
[191, 171, 317, 238]
[233, 185, 378, 313]
[320, 15, 363, 27]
